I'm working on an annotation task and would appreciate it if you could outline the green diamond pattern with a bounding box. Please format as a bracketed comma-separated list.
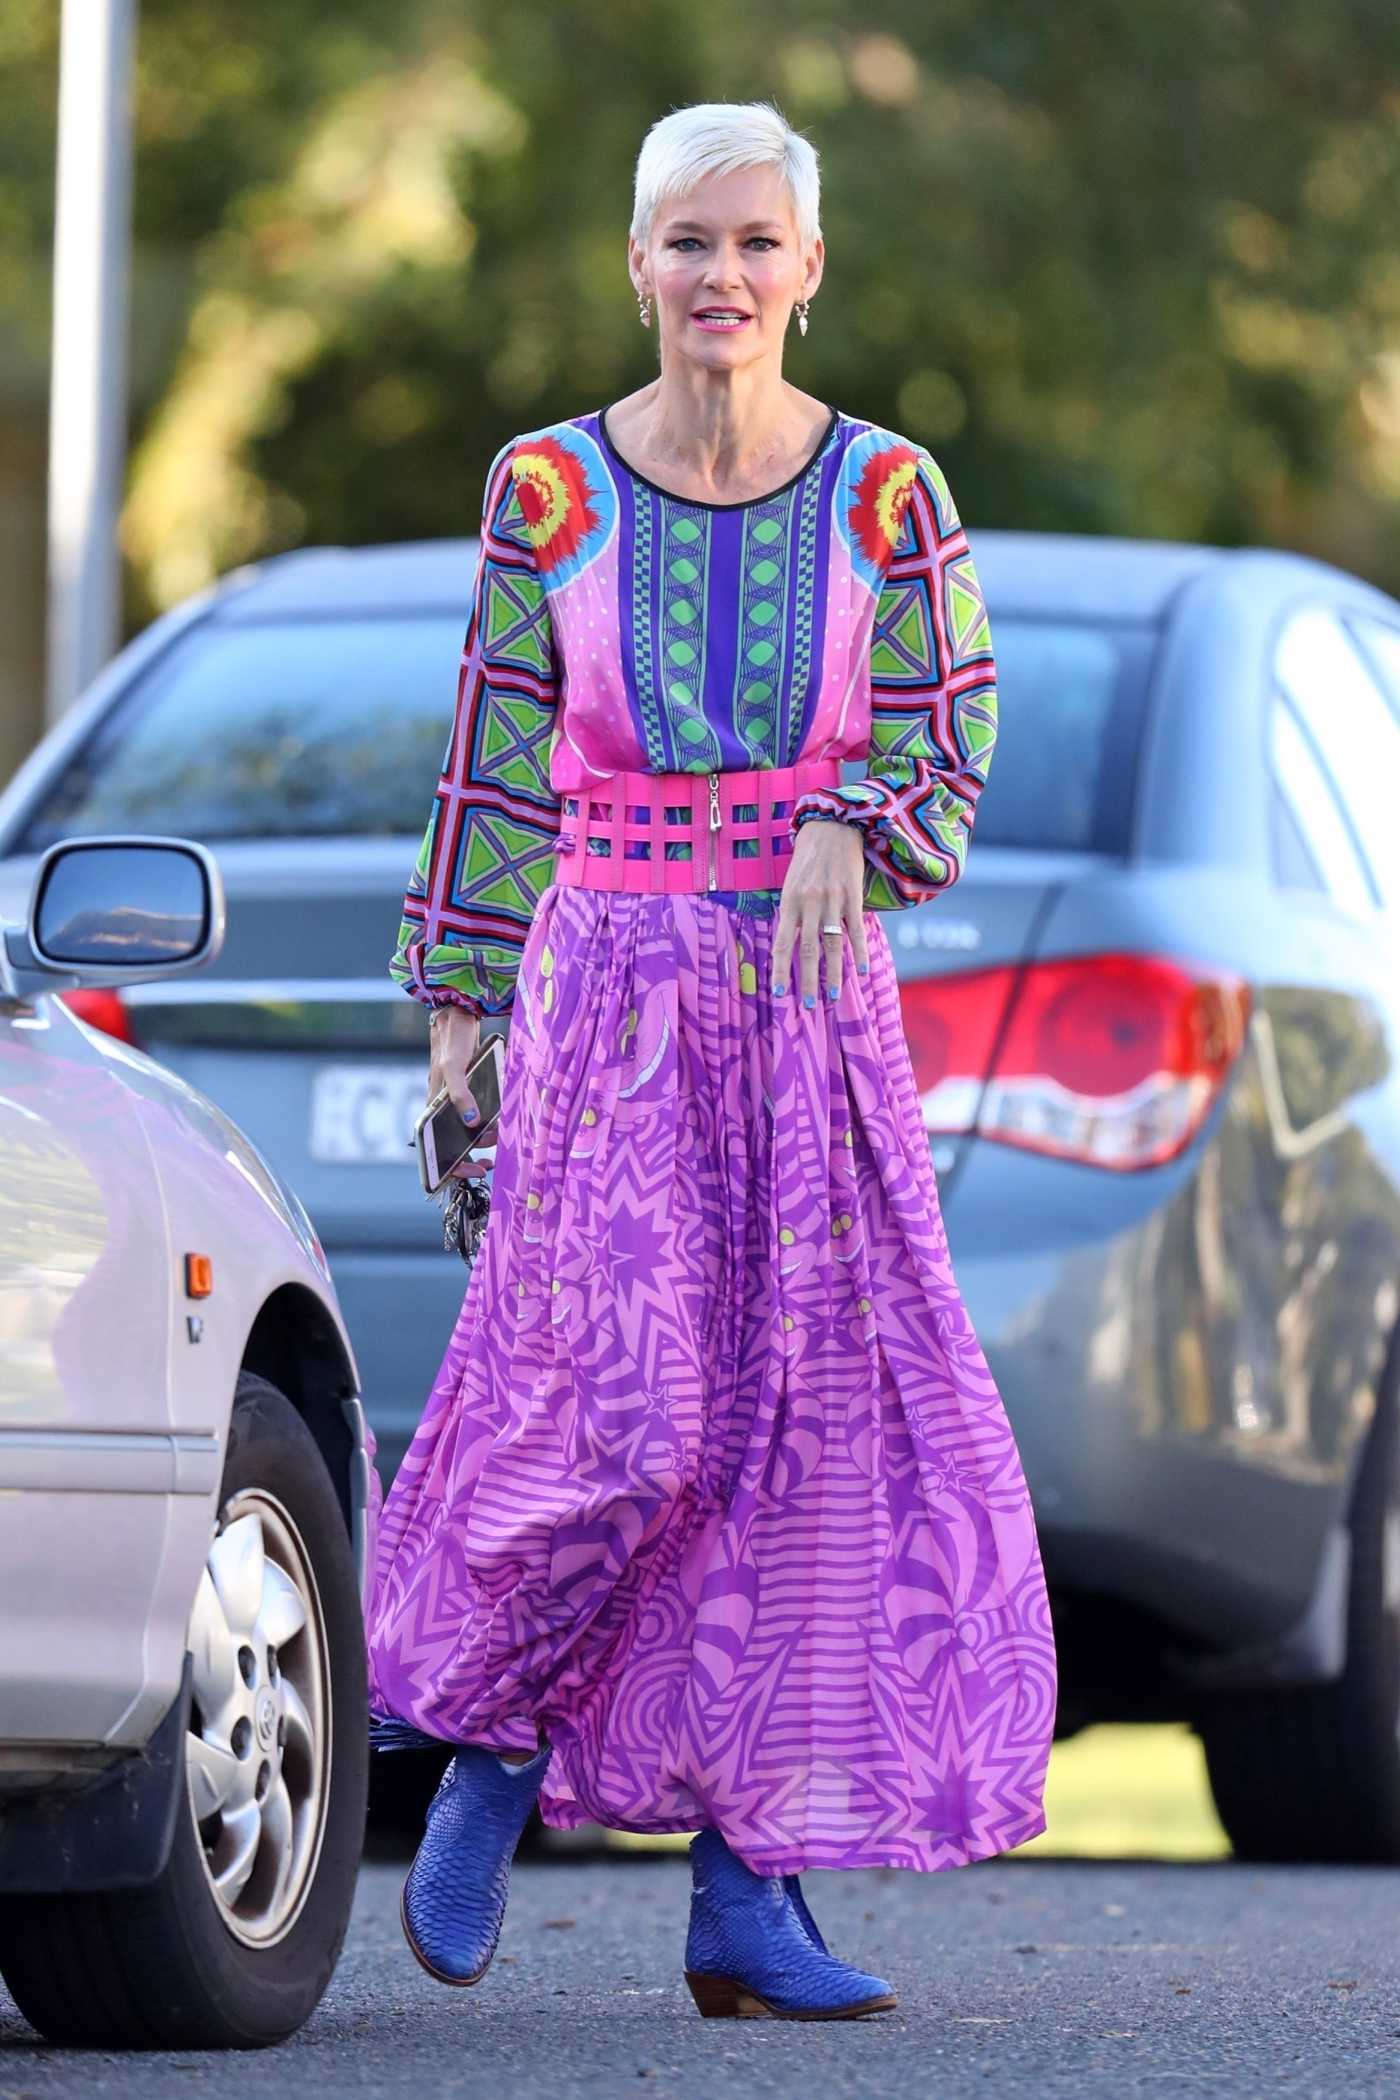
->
[945, 554, 992, 664]
[483, 570, 551, 676]
[476, 691, 553, 794]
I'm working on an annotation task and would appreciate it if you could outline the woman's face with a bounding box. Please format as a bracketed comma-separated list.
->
[630, 162, 823, 374]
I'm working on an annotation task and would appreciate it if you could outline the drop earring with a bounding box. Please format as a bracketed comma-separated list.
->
[638, 290, 652, 328]
[795, 298, 810, 336]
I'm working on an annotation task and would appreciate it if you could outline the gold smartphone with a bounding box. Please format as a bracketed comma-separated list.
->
[414, 1033, 505, 1195]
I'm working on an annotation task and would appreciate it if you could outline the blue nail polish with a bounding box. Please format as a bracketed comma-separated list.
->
[826, 982, 839, 1000]
[803, 992, 816, 1009]
[464, 1107, 478, 1122]
[857, 961, 869, 975]
[771, 981, 786, 998]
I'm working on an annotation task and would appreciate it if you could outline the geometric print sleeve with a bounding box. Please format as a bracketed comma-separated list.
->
[389, 439, 563, 1018]
[790, 449, 998, 912]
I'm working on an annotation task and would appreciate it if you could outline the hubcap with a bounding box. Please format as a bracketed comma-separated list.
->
[185, 1487, 331, 1947]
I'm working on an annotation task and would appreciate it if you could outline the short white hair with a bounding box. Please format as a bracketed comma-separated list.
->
[630, 101, 821, 251]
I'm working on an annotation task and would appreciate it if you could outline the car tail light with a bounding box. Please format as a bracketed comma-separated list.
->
[56, 987, 141, 1047]
[902, 953, 1251, 1171]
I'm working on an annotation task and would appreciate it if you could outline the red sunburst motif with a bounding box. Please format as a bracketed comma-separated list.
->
[513, 437, 601, 573]
[849, 445, 920, 568]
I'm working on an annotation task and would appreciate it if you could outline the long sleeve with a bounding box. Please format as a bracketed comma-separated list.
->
[791, 449, 997, 911]
[389, 439, 563, 1016]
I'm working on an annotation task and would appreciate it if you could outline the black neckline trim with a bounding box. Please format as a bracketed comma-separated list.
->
[595, 402, 841, 512]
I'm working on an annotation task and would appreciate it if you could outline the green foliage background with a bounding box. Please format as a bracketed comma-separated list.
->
[4, 0, 1400, 625]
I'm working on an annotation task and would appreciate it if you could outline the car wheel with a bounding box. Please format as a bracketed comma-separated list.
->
[1198, 1350, 1400, 1863]
[0, 1372, 367, 2048]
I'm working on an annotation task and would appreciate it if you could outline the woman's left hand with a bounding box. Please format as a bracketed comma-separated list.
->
[772, 817, 870, 1006]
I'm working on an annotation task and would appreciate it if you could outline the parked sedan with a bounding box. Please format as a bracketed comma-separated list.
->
[0, 836, 378, 2049]
[2, 531, 1400, 1866]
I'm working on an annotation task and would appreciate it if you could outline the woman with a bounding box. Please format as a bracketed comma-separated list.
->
[366, 99, 1057, 2021]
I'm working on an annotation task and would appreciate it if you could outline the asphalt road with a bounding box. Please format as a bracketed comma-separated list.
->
[4, 1846, 1400, 2099]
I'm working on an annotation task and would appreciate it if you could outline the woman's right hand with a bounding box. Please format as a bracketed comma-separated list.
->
[428, 1005, 495, 1181]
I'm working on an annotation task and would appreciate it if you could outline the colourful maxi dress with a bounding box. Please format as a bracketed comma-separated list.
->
[365, 403, 1058, 1875]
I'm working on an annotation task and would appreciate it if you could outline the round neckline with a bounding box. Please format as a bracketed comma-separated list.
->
[595, 402, 840, 512]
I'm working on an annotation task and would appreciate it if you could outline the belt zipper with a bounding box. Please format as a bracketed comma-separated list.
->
[707, 773, 721, 891]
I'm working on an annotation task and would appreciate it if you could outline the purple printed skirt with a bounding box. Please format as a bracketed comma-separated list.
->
[365, 885, 1057, 1874]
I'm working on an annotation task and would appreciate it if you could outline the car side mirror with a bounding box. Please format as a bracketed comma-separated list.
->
[4, 835, 226, 997]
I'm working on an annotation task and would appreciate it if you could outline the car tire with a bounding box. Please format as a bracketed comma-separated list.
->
[0, 1372, 368, 2048]
[1198, 1346, 1400, 1863]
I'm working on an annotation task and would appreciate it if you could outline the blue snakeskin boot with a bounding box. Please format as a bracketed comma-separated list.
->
[684, 1829, 897, 2019]
[400, 1742, 550, 1985]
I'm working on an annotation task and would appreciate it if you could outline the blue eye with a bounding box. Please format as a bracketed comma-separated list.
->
[666, 235, 780, 251]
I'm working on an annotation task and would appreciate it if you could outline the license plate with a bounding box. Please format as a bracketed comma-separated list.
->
[308, 1064, 424, 1164]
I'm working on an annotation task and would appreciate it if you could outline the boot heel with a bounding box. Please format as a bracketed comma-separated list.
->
[685, 1970, 769, 2018]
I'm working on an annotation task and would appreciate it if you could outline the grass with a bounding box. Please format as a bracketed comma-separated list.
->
[1019, 1722, 1230, 1859]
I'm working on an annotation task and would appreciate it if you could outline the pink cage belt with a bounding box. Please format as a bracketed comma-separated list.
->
[550, 757, 845, 894]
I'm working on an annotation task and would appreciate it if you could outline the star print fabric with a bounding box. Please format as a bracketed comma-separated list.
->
[368, 897, 1055, 1874]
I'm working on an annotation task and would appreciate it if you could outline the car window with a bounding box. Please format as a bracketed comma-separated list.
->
[961, 618, 1153, 855]
[1268, 692, 1375, 914]
[15, 614, 468, 848]
[1347, 615, 1400, 724]
[16, 607, 1151, 856]
[1275, 606, 1400, 905]
[1269, 782, 1326, 894]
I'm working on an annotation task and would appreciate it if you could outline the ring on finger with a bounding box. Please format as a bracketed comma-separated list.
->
[820, 921, 841, 936]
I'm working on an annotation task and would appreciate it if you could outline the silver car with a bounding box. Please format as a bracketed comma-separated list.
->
[3, 532, 1400, 1866]
[0, 837, 378, 2048]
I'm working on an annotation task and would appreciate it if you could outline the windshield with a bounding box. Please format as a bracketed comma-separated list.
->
[15, 608, 1153, 856]
[17, 614, 467, 849]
